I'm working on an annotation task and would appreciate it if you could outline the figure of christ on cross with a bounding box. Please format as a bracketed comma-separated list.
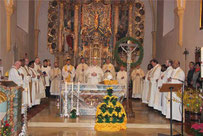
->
[119, 40, 139, 117]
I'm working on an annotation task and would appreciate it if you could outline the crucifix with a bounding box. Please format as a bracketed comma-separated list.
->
[119, 40, 139, 117]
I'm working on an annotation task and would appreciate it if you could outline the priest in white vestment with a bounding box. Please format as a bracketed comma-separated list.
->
[8, 61, 23, 86]
[85, 59, 104, 84]
[166, 60, 185, 121]
[131, 65, 145, 98]
[50, 62, 61, 95]
[148, 59, 161, 107]
[62, 57, 75, 82]
[161, 60, 174, 115]
[29, 61, 41, 106]
[34, 57, 45, 98]
[142, 64, 153, 104]
[41, 59, 51, 97]
[75, 58, 88, 83]
[19, 59, 32, 108]
[102, 58, 116, 80]
[153, 64, 167, 111]
[117, 65, 127, 95]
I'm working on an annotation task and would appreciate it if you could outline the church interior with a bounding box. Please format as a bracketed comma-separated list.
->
[0, 0, 203, 136]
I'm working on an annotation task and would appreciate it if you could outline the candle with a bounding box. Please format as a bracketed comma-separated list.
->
[201, 47, 203, 78]
[65, 82, 67, 93]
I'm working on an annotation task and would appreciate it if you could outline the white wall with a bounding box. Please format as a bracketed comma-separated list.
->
[17, 0, 29, 33]
[156, 0, 203, 73]
[37, 0, 55, 65]
[163, 0, 175, 36]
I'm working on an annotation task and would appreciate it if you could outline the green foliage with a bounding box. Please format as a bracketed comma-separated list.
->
[114, 37, 144, 68]
[70, 109, 77, 119]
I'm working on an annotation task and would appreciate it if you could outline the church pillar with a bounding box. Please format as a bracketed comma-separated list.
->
[4, 0, 14, 52]
[34, 29, 40, 57]
[176, 0, 186, 47]
[34, 0, 42, 57]
[128, 4, 133, 37]
[74, 4, 79, 61]
[149, 0, 157, 58]
[176, 8, 185, 47]
[113, 4, 119, 49]
[58, 2, 64, 52]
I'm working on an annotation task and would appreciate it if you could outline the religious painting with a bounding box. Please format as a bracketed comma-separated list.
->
[63, 3, 75, 54]
[116, 5, 129, 41]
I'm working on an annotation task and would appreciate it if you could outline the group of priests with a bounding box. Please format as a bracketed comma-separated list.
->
[141, 59, 185, 121]
[62, 57, 127, 86]
[6, 56, 185, 122]
[8, 57, 62, 109]
[7, 57, 129, 109]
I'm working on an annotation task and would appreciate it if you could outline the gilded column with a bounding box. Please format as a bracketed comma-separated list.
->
[4, 0, 14, 52]
[176, 0, 186, 47]
[74, 4, 79, 58]
[113, 4, 119, 49]
[176, 8, 185, 47]
[128, 4, 133, 37]
[58, 2, 64, 52]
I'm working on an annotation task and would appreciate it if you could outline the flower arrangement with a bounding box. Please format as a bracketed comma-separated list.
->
[70, 109, 77, 119]
[0, 121, 11, 136]
[176, 88, 203, 113]
[191, 123, 203, 136]
[95, 87, 127, 131]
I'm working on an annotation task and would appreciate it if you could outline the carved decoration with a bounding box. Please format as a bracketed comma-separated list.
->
[80, 1, 112, 65]
[47, 0, 59, 54]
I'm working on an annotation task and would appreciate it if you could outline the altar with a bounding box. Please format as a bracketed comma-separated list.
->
[60, 82, 125, 116]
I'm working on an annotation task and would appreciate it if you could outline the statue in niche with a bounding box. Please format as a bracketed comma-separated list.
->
[63, 20, 74, 53]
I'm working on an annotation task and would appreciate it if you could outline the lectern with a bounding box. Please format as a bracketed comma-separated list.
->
[159, 83, 183, 136]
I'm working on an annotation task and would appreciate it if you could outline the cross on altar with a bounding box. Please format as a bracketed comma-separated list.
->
[119, 41, 139, 117]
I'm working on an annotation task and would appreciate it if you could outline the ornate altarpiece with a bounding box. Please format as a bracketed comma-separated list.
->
[47, 0, 145, 67]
